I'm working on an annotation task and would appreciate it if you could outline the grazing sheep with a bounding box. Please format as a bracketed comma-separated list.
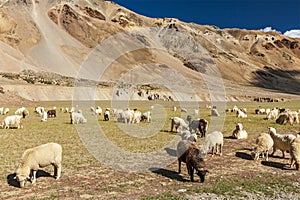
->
[288, 111, 299, 125]
[251, 133, 274, 161]
[15, 143, 62, 188]
[173, 106, 177, 111]
[132, 109, 142, 124]
[119, 109, 134, 123]
[232, 105, 239, 113]
[3, 108, 9, 115]
[236, 109, 247, 118]
[112, 109, 123, 121]
[181, 108, 187, 113]
[104, 108, 110, 121]
[177, 140, 208, 182]
[186, 115, 208, 137]
[41, 111, 47, 122]
[181, 130, 198, 142]
[141, 111, 151, 122]
[255, 108, 265, 114]
[211, 108, 220, 117]
[276, 113, 290, 125]
[170, 117, 189, 132]
[232, 123, 248, 139]
[35, 107, 45, 116]
[265, 108, 271, 115]
[95, 106, 102, 115]
[0, 107, 4, 115]
[289, 136, 300, 170]
[265, 108, 279, 120]
[47, 110, 56, 118]
[70, 112, 87, 124]
[201, 131, 224, 156]
[1, 115, 23, 129]
[268, 127, 296, 158]
[15, 107, 26, 115]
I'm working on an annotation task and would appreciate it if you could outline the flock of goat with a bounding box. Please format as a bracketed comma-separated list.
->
[1, 103, 300, 187]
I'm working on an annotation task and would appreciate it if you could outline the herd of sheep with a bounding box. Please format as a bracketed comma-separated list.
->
[1, 103, 300, 187]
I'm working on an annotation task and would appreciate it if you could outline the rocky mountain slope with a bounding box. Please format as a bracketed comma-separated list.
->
[0, 0, 299, 102]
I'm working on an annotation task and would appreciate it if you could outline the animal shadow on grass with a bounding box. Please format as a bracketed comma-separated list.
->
[7, 170, 52, 188]
[164, 147, 177, 157]
[235, 152, 253, 160]
[149, 168, 189, 182]
[261, 161, 293, 170]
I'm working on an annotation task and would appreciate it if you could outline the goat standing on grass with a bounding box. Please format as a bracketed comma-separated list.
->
[177, 140, 208, 182]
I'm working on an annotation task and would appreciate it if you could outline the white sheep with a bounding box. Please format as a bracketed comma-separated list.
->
[132, 109, 142, 124]
[268, 127, 296, 158]
[15, 107, 26, 115]
[289, 136, 300, 170]
[170, 117, 189, 132]
[181, 130, 198, 142]
[211, 108, 220, 117]
[70, 112, 87, 124]
[3, 108, 9, 115]
[35, 106, 45, 116]
[104, 108, 110, 121]
[15, 142, 62, 188]
[236, 109, 247, 118]
[232, 123, 248, 139]
[1, 115, 23, 129]
[119, 109, 134, 123]
[41, 111, 48, 122]
[265, 108, 279, 120]
[232, 105, 239, 113]
[95, 106, 102, 115]
[255, 107, 265, 114]
[141, 111, 151, 122]
[251, 132, 274, 161]
[201, 131, 223, 156]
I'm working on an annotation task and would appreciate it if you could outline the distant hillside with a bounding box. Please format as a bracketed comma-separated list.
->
[0, 0, 299, 102]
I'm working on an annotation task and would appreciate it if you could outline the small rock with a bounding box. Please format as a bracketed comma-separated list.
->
[178, 189, 187, 193]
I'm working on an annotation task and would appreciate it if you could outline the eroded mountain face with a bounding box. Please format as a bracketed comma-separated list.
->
[0, 0, 300, 101]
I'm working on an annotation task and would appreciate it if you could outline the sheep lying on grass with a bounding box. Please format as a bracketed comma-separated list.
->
[289, 136, 300, 170]
[251, 133, 273, 161]
[268, 127, 296, 158]
[201, 131, 223, 156]
[177, 140, 208, 182]
[15, 143, 62, 188]
[232, 123, 248, 139]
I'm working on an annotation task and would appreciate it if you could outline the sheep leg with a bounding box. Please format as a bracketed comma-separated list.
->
[187, 165, 194, 182]
[219, 144, 223, 156]
[53, 163, 62, 179]
[178, 159, 181, 174]
[281, 150, 285, 158]
[265, 151, 269, 161]
[31, 170, 37, 184]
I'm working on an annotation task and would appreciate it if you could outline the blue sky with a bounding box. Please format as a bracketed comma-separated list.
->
[112, 0, 300, 37]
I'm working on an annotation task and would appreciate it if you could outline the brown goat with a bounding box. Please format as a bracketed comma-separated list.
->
[177, 140, 208, 182]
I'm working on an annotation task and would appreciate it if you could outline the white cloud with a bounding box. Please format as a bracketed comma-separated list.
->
[259, 27, 281, 33]
[283, 30, 300, 39]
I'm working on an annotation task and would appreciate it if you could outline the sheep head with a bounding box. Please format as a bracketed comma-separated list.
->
[196, 169, 209, 183]
[268, 127, 276, 135]
[236, 123, 243, 130]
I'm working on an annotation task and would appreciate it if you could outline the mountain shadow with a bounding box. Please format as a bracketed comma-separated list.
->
[252, 66, 300, 95]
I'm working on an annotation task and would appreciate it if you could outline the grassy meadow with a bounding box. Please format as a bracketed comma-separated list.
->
[0, 100, 300, 199]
